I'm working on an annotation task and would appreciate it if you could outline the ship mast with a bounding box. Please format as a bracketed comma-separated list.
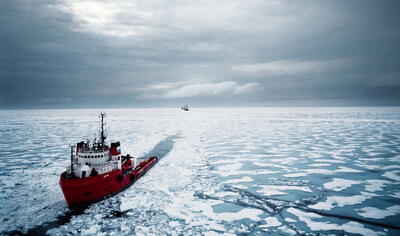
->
[100, 113, 107, 148]
[70, 145, 75, 175]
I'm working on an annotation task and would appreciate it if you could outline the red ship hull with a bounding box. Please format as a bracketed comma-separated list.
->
[60, 156, 157, 209]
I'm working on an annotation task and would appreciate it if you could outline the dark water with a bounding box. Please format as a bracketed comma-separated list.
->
[0, 107, 399, 235]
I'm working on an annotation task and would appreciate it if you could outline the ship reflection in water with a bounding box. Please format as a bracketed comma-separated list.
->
[0, 107, 399, 235]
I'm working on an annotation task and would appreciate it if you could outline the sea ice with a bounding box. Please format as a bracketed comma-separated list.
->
[216, 169, 276, 177]
[324, 178, 362, 191]
[204, 231, 235, 236]
[341, 222, 386, 236]
[257, 189, 286, 196]
[303, 168, 334, 175]
[309, 163, 331, 167]
[284, 217, 297, 223]
[263, 216, 282, 227]
[382, 170, 400, 181]
[258, 217, 282, 231]
[2, 107, 400, 235]
[257, 185, 312, 195]
[216, 208, 263, 222]
[223, 176, 253, 184]
[283, 172, 308, 178]
[391, 192, 400, 199]
[314, 159, 345, 163]
[356, 205, 400, 219]
[381, 165, 400, 170]
[309, 195, 369, 210]
[287, 207, 340, 231]
[277, 225, 297, 235]
[364, 180, 391, 192]
[335, 166, 363, 173]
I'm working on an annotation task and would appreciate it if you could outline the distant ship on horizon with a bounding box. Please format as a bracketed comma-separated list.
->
[181, 105, 189, 111]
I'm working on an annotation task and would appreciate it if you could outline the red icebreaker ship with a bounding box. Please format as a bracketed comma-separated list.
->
[60, 113, 157, 209]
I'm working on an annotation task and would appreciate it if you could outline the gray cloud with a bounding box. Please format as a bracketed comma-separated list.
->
[141, 81, 259, 99]
[1, 0, 399, 108]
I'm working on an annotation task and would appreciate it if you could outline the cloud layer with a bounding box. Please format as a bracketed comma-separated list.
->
[1, 0, 399, 108]
[164, 81, 259, 98]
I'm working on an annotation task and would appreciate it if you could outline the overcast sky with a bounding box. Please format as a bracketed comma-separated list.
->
[1, 0, 399, 108]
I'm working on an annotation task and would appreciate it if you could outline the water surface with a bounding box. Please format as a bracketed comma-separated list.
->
[0, 107, 399, 235]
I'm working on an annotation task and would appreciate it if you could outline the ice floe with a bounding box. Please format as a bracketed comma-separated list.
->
[258, 185, 312, 193]
[341, 222, 386, 236]
[256, 189, 286, 196]
[309, 195, 369, 210]
[283, 172, 308, 178]
[309, 163, 331, 167]
[258, 216, 282, 230]
[356, 205, 400, 219]
[284, 217, 297, 223]
[217, 163, 243, 171]
[204, 231, 235, 236]
[364, 179, 391, 192]
[256, 184, 313, 196]
[287, 207, 340, 231]
[213, 191, 241, 198]
[381, 165, 400, 170]
[391, 192, 400, 199]
[335, 166, 363, 173]
[314, 159, 345, 163]
[303, 168, 334, 175]
[383, 170, 400, 181]
[288, 208, 386, 236]
[276, 225, 297, 235]
[216, 208, 263, 222]
[216, 169, 276, 177]
[264, 216, 282, 227]
[324, 178, 362, 191]
[223, 176, 253, 184]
